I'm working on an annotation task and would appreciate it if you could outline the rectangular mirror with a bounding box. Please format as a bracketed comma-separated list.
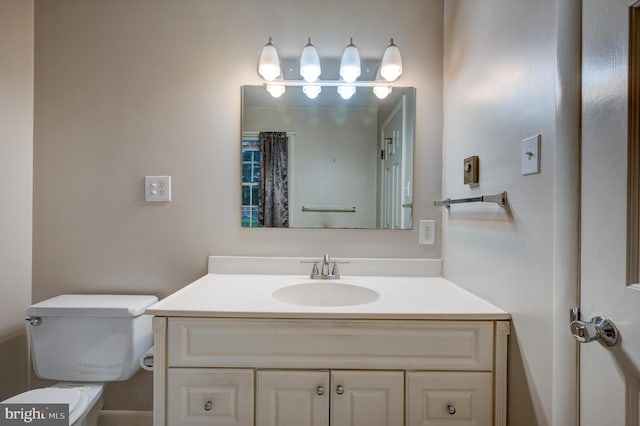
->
[241, 85, 415, 229]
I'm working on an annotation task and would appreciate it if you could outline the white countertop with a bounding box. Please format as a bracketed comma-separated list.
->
[146, 273, 510, 320]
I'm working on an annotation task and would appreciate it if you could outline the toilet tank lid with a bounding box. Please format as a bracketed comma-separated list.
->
[27, 295, 159, 317]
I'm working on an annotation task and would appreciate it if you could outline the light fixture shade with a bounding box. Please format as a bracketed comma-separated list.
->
[258, 37, 281, 81]
[266, 84, 286, 98]
[300, 38, 321, 83]
[302, 85, 322, 99]
[373, 86, 392, 99]
[337, 85, 356, 100]
[380, 38, 403, 82]
[339, 38, 361, 83]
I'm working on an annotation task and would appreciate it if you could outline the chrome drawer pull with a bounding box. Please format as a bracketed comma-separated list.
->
[447, 404, 456, 415]
[204, 400, 213, 411]
[336, 385, 344, 395]
[316, 386, 325, 396]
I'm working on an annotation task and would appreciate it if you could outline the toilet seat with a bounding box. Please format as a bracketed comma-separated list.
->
[4, 387, 90, 425]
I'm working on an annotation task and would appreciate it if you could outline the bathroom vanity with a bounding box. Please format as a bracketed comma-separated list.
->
[147, 257, 510, 426]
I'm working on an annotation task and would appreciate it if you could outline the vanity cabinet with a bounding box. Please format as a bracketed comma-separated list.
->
[153, 317, 509, 426]
[256, 370, 329, 426]
[166, 368, 254, 426]
[256, 370, 403, 426]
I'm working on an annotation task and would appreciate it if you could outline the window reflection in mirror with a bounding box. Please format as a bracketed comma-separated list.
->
[241, 85, 415, 229]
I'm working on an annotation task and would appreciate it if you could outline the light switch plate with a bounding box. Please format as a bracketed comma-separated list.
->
[521, 135, 541, 175]
[419, 220, 435, 245]
[145, 176, 171, 202]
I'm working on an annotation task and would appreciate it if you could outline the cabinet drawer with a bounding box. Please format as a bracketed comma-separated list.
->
[167, 368, 253, 426]
[406, 371, 492, 426]
[168, 318, 494, 371]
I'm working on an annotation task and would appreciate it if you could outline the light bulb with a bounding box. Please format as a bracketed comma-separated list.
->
[380, 38, 403, 82]
[373, 86, 392, 99]
[337, 85, 356, 100]
[303, 85, 322, 99]
[266, 85, 286, 98]
[300, 37, 321, 82]
[339, 38, 361, 83]
[258, 37, 281, 81]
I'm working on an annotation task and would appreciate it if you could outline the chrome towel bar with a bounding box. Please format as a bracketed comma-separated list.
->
[434, 191, 507, 209]
[301, 206, 356, 213]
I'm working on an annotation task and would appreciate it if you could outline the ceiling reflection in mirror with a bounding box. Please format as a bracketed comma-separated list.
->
[241, 85, 415, 229]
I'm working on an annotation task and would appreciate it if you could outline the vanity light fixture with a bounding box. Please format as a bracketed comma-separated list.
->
[302, 85, 322, 99]
[339, 38, 361, 83]
[258, 37, 281, 81]
[257, 37, 403, 99]
[373, 86, 392, 99]
[300, 37, 322, 82]
[380, 38, 403, 82]
[337, 85, 356, 100]
[266, 81, 286, 98]
[372, 67, 392, 99]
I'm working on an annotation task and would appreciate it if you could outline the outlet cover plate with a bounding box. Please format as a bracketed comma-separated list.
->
[145, 176, 171, 202]
[522, 135, 541, 175]
[419, 220, 435, 245]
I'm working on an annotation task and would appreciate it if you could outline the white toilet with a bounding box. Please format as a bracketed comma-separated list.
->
[2, 294, 158, 426]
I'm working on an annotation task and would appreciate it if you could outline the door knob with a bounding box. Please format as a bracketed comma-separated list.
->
[570, 315, 618, 346]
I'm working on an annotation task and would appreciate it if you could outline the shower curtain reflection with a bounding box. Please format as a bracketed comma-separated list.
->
[259, 131, 289, 227]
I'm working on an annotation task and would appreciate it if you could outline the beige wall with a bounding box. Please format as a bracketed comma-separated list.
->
[0, 0, 34, 401]
[33, 0, 444, 303]
[442, 1, 580, 425]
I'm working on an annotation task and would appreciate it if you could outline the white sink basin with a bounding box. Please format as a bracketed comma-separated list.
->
[272, 282, 380, 307]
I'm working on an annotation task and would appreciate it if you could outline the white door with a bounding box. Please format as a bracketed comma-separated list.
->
[379, 96, 409, 229]
[331, 370, 404, 426]
[256, 370, 329, 426]
[580, 1, 640, 425]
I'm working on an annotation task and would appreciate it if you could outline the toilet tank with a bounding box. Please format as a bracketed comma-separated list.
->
[27, 294, 158, 382]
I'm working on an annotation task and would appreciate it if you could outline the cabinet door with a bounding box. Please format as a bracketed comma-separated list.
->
[331, 370, 404, 426]
[167, 368, 253, 426]
[256, 370, 329, 426]
[406, 371, 492, 426]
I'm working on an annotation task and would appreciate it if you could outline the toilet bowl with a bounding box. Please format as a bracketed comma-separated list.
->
[3, 383, 104, 426]
[1, 294, 157, 426]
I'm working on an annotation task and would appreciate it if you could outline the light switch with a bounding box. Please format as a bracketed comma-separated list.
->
[419, 220, 435, 245]
[145, 176, 171, 202]
[521, 135, 541, 175]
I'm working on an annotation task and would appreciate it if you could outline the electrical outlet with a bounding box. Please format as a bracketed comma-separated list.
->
[145, 176, 171, 202]
[419, 220, 435, 245]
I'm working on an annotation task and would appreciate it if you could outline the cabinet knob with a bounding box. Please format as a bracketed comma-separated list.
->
[316, 386, 325, 396]
[447, 404, 456, 415]
[336, 385, 344, 395]
[204, 400, 213, 411]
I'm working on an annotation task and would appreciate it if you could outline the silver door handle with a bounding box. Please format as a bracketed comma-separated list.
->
[570, 315, 618, 346]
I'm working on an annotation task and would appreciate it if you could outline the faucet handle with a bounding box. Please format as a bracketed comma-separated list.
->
[311, 263, 319, 277]
[331, 263, 341, 279]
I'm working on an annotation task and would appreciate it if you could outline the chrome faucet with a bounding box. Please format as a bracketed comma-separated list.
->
[305, 253, 345, 280]
[321, 254, 331, 277]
